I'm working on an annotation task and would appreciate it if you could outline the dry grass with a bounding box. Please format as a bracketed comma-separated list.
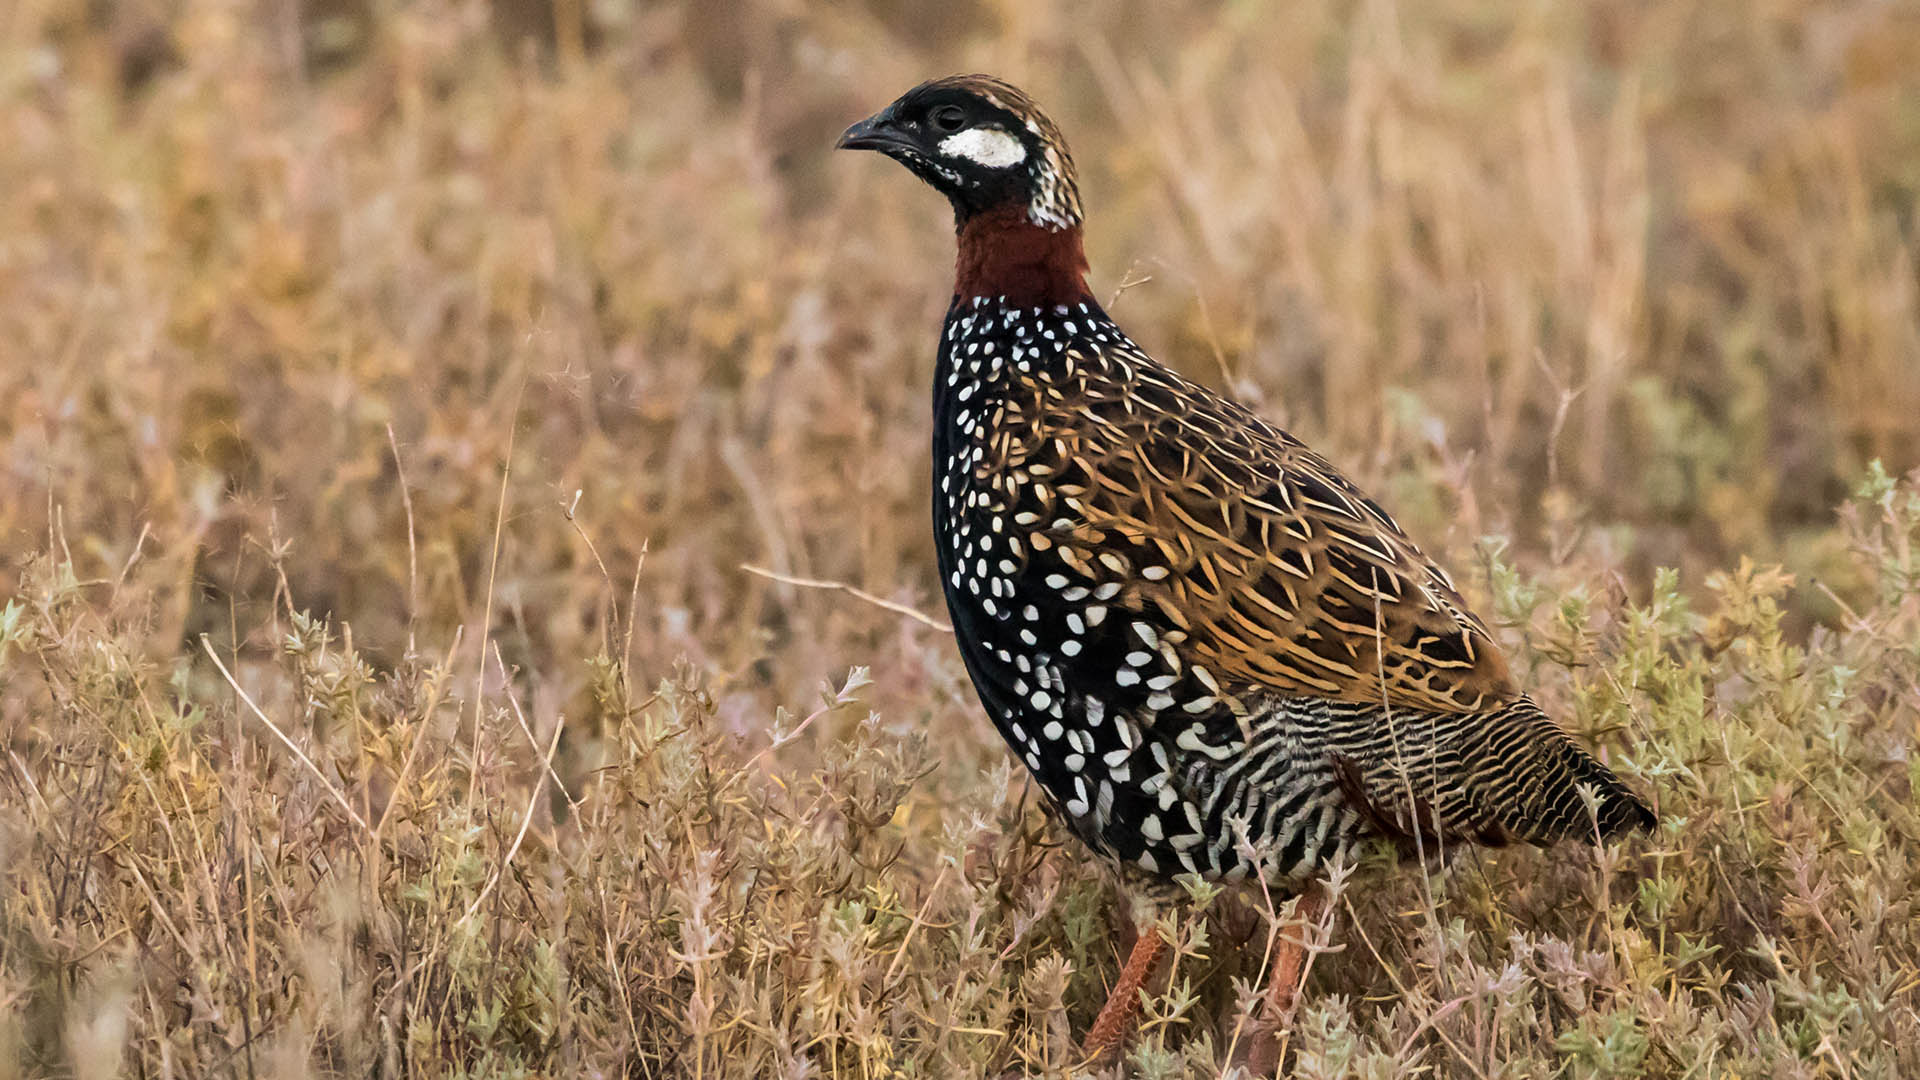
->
[1, 1, 1918, 1076]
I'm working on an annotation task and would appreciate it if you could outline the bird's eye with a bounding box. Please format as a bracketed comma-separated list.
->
[930, 105, 967, 133]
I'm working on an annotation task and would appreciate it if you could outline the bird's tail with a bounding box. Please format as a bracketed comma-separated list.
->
[1449, 697, 1654, 844]
[1336, 696, 1654, 847]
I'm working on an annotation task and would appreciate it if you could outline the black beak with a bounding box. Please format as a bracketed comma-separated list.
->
[837, 109, 918, 155]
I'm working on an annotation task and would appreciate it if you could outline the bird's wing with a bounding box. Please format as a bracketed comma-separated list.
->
[996, 342, 1518, 715]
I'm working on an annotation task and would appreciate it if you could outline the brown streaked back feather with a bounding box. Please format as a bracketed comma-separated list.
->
[981, 333, 1518, 714]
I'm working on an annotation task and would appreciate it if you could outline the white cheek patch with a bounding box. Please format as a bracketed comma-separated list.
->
[938, 127, 1028, 169]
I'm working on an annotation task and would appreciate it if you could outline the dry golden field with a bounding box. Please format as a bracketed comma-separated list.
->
[2, 1, 1919, 1076]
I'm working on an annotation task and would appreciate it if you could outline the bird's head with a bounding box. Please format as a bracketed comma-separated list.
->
[838, 75, 1083, 232]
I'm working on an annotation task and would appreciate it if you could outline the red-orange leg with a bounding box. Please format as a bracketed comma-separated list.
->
[1080, 921, 1170, 1063]
[1239, 885, 1330, 1075]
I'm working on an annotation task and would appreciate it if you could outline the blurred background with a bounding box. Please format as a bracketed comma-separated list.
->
[3, 0, 1919, 768]
[4, 3, 1920, 1074]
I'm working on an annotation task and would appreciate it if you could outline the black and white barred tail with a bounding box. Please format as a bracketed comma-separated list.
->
[1060, 694, 1654, 889]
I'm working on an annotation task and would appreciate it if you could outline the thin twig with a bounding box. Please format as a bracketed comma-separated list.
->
[1105, 260, 1153, 309]
[200, 636, 372, 837]
[9, 749, 48, 819]
[882, 864, 951, 985]
[491, 640, 576, 807]
[458, 699, 565, 926]
[1340, 891, 1494, 1080]
[386, 423, 421, 652]
[1222, 855, 1288, 1065]
[374, 625, 465, 840]
[469, 408, 520, 805]
[124, 852, 195, 955]
[563, 489, 614, 588]
[740, 564, 952, 633]
[624, 541, 649, 696]
[742, 697, 840, 772]
[110, 521, 151, 602]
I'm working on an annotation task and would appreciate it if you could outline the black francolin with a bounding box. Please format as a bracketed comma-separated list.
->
[838, 75, 1654, 1071]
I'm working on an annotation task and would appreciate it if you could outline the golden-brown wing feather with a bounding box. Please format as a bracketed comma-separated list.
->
[988, 340, 1517, 714]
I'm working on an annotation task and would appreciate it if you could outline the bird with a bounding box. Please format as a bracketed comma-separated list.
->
[837, 74, 1654, 1072]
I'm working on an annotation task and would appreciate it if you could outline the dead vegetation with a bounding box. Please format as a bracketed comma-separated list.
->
[1, 1, 1917, 1076]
